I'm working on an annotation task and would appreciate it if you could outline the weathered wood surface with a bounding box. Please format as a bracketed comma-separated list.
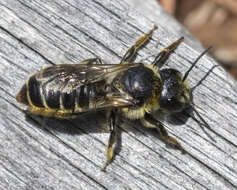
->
[0, 0, 237, 189]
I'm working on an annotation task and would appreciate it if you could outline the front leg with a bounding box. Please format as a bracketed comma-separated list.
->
[120, 25, 157, 64]
[101, 110, 118, 172]
[141, 113, 185, 154]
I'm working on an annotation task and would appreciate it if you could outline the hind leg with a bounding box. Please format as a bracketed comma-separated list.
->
[120, 26, 157, 64]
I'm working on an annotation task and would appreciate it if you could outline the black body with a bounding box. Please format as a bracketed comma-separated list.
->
[16, 26, 208, 171]
[26, 74, 100, 110]
[159, 68, 190, 113]
[122, 65, 155, 101]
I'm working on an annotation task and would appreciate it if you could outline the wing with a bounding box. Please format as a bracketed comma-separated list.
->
[31, 61, 137, 114]
[36, 61, 136, 93]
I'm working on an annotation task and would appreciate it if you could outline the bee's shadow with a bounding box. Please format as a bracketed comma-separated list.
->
[24, 106, 193, 137]
[24, 108, 196, 156]
[24, 111, 124, 157]
[24, 111, 109, 135]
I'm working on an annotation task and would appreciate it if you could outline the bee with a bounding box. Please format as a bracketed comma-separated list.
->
[16, 26, 211, 171]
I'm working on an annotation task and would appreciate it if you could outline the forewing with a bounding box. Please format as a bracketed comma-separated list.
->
[35, 62, 136, 112]
[36, 62, 136, 93]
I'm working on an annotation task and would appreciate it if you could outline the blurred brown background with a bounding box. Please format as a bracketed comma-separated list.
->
[159, 0, 237, 79]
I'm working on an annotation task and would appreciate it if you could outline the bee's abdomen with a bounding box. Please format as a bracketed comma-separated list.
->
[43, 88, 60, 109]
[16, 83, 28, 105]
[43, 84, 97, 111]
[61, 90, 76, 109]
[42, 83, 97, 111]
[16, 75, 44, 107]
[28, 75, 44, 107]
[17, 74, 99, 113]
[75, 84, 97, 109]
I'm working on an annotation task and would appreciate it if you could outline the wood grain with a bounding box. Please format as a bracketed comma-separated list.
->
[0, 0, 236, 189]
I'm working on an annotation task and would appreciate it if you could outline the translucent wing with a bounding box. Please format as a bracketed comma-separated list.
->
[36, 62, 136, 93]
[29, 61, 137, 113]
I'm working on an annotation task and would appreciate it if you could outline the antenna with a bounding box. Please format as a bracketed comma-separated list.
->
[182, 46, 212, 82]
[190, 103, 216, 142]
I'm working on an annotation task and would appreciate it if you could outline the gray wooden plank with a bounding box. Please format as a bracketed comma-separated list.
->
[0, 0, 237, 189]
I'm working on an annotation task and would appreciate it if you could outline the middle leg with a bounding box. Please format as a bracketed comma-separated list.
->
[101, 110, 118, 171]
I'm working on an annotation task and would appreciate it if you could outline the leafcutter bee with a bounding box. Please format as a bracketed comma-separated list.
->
[16, 26, 211, 171]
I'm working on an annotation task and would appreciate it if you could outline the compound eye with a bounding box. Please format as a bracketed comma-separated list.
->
[160, 96, 185, 113]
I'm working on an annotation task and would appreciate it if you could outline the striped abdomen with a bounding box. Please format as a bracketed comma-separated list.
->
[16, 74, 104, 117]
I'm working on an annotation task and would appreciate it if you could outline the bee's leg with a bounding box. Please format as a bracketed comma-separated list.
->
[80, 58, 103, 65]
[120, 25, 158, 64]
[152, 37, 184, 67]
[141, 113, 185, 154]
[101, 110, 118, 172]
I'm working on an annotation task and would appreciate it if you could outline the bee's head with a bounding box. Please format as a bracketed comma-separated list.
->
[159, 68, 192, 113]
[158, 47, 212, 113]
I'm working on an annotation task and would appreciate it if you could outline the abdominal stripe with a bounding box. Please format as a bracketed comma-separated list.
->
[28, 75, 44, 107]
